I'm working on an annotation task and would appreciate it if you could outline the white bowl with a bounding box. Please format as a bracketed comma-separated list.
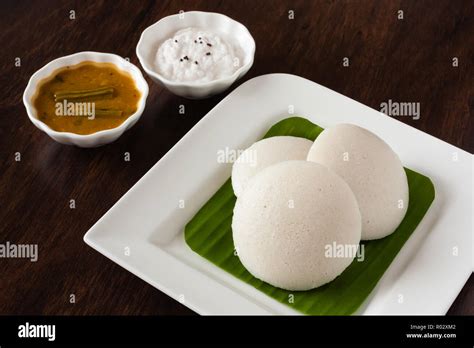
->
[23, 51, 149, 148]
[136, 11, 255, 99]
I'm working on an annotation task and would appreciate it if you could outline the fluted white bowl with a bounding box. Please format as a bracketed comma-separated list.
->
[23, 51, 149, 148]
[136, 11, 255, 99]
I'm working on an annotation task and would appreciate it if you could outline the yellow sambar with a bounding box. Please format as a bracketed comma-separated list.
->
[33, 61, 141, 135]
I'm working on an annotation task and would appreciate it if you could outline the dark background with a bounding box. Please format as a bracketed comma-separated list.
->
[0, 0, 472, 315]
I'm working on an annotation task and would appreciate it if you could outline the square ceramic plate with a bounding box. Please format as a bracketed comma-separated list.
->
[84, 74, 472, 315]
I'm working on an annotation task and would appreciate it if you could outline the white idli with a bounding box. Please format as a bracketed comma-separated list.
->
[232, 160, 361, 291]
[231, 136, 313, 197]
[307, 123, 409, 240]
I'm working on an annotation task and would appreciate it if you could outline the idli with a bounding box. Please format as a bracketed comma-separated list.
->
[307, 123, 409, 240]
[232, 160, 361, 291]
[231, 136, 313, 197]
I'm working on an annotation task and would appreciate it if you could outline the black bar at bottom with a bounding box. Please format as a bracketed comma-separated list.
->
[0, 315, 472, 345]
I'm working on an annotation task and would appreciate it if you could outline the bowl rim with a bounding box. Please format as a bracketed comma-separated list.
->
[23, 51, 149, 140]
[136, 11, 256, 88]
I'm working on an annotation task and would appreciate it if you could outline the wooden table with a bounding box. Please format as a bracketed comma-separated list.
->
[0, 0, 472, 315]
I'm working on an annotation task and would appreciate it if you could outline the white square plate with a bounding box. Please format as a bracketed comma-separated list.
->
[84, 74, 473, 315]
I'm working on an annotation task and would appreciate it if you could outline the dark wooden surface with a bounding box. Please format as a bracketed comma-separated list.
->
[0, 0, 472, 315]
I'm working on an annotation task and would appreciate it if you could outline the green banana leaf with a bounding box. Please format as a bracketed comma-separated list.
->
[185, 117, 435, 315]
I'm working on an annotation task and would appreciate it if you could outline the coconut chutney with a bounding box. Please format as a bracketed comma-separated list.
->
[155, 27, 241, 83]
